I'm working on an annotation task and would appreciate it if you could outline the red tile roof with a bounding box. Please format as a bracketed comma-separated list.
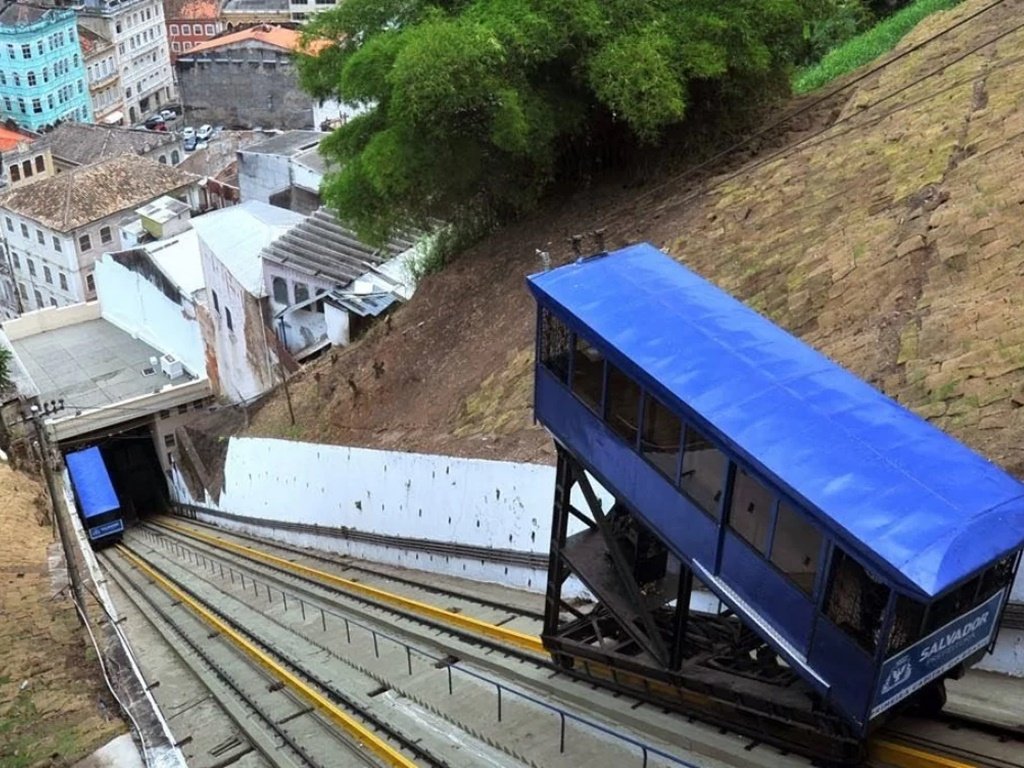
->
[0, 126, 31, 152]
[185, 24, 328, 56]
[166, 0, 219, 20]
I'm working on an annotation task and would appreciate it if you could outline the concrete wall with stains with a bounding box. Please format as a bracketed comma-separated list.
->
[167, 435, 600, 595]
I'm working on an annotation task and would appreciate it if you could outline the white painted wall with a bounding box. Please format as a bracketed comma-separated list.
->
[324, 303, 349, 345]
[95, 254, 206, 377]
[168, 436, 596, 594]
[198, 240, 277, 402]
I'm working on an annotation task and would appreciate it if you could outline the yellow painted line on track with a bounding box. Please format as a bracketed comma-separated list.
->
[116, 544, 418, 768]
[155, 519, 548, 656]
[869, 739, 979, 768]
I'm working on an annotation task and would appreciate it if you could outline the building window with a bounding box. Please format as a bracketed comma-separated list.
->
[177, 404, 188, 415]
[42, 66, 49, 83]
[36, 41, 43, 56]
[171, 41, 181, 53]
[163, 433, 176, 448]
[21, 160, 32, 178]
[59, 273, 67, 291]
[12, 73, 19, 87]
[10, 253, 18, 268]
[2, 97, 9, 111]
[158, 155, 167, 164]
[35, 229, 44, 245]
[21, 43, 31, 59]
[272, 277, 288, 304]
[6, 44, 13, 58]
[79, 234, 92, 251]
[20, 223, 28, 238]
[4, 217, 11, 232]
[31, 98, 41, 115]
[33, 289, 42, 308]
[170, 24, 178, 35]
[225, 307, 233, 331]
[680, 425, 727, 518]
[211, 290, 219, 312]
[9, 166, 19, 183]
[205, 24, 215, 35]
[604, 368, 641, 445]
[43, 266, 52, 284]
[18, 283, 27, 300]
[159, 409, 169, 419]
[49, 297, 58, 308]
[86, 273, 95, 292]
[27, 71, 36, 86]
[52, 236, 61, 252]
[100, 226, 112, 244]
[171, 150, 180, 164]
[294, 282, 310, 304]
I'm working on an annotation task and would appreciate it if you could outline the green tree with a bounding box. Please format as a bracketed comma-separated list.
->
[298, 0, 813, 244]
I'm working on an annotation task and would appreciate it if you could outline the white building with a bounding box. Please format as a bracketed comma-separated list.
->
[0, 154, 199, 315]
[192, 201, 305, 403]
[79, 26, 123, 125]
[79, 0, 176, 126]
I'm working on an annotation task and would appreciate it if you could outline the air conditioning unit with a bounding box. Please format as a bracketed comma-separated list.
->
[160, 354, 183, 379]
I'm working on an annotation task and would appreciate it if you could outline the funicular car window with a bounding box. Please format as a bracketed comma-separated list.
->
[769, 501, 822, 595]
[886, 594, 926, 655]
[824, 548, 890, 655]
[925, 575, 981, 635]
[539, 309, 571, 384]
[605, 365, 641, 446]
[641, 394, 681, 479]
[571, 334, 604, 412]
[728, 467, 774, 555]
[680, 425, 726, 518]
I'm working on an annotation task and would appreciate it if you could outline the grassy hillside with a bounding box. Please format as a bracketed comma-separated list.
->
[249, 0, 1024, 476]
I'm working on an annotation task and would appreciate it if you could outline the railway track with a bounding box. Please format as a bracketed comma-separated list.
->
[100, 546, 420, 768]
[134, 517, 1023, 768]
[125, 522, 700, 768]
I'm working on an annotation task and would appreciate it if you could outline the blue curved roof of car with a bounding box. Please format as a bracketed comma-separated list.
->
[66, 446, 119, 519]
[527, 243, 1024, 597]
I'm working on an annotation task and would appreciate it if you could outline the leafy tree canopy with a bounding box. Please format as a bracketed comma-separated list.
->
[299, 0, 819, 243]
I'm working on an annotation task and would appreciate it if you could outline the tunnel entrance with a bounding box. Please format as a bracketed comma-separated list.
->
[63, 425, 168, 527]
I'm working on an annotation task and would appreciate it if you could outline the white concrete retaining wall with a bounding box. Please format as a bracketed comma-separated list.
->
[169, 436, 597, 595]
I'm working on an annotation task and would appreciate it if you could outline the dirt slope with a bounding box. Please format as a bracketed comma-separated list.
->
[249, 0, 1024, 474]
[0, 462, 124, 765]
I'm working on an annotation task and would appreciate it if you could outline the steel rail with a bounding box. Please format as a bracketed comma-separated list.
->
[155, 519, 547, 655]
[115, 544, 419, 768]
[154, 520, 1017, 768]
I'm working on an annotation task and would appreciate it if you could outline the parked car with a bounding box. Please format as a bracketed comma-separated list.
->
[143, 115, 165, 130]
[195, 140, 208, 151]
[183, 135, 197, 152]
[159, 108, 178, 121]
[181, 126, 196, 140]
[196, 124, 213, 141]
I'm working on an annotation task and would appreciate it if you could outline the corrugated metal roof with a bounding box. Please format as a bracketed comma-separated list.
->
[527, 243, 1024, 597]
[261, 208, 415, 289]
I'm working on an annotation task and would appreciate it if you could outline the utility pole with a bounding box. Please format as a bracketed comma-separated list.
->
[29, 403, 85, 622]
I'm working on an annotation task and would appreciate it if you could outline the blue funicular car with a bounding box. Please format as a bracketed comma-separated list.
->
[527, 242, 1024, 762]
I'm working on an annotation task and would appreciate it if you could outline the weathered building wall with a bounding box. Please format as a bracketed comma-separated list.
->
[237, 150, 290, 204]
[176, 43, 312, 129]
[94, 252, 206, 376]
